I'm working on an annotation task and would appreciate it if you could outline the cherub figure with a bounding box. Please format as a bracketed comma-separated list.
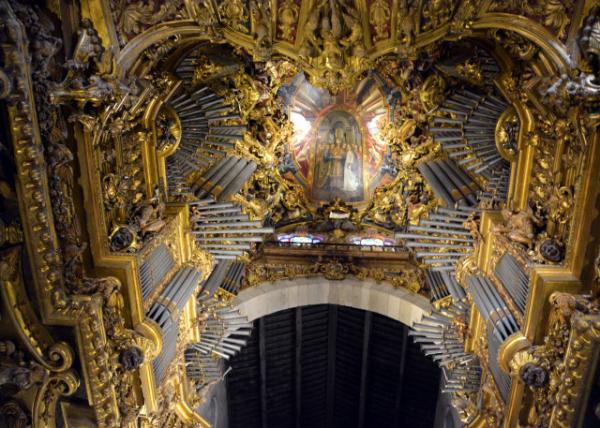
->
[494, 206, 541, 249]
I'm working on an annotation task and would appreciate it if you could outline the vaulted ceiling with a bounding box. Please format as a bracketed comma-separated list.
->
[226, 305, 441, 428]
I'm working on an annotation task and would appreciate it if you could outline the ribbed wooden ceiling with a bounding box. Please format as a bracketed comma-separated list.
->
[227, 304, 441, 428]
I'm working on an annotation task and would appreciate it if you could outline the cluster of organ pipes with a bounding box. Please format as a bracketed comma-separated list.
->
[147, 266, 204, 381]
[409, 300, 482, 394]
[190, 198, 274, 260]
[166, 82, 247, 198]
[478, 168, 509, 207]
[465, 275, 519, 343]
[466, 273, 519, 400]
[409, 302, 472, 367]
[494, 253, 529, 315]
[219, 261, 245, 295]
[426, 88, 512, 209]
[193, 155, 257, 201]
[396, 207, 477, 273]
[185, 291, 252, 386]
[418, 158, 480, 207]
[138, 243, 175, 303]
[184, 260, 250, 387]
[184, 349, 233, 389]
[442, 363, 483, 394]
[426, 270, 467, 303]
[431, 91, 510, 180]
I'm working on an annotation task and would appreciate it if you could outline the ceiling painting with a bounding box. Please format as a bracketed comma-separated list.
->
[280, 74, 392, 207]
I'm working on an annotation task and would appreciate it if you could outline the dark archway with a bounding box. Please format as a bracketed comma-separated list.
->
[226, 304, 441, 428]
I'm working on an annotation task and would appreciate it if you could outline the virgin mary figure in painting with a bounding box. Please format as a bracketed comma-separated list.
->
[312, 111, 363, 202]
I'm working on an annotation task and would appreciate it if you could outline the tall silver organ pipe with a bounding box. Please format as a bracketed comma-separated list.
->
[425, 270, 468, 303]
[220, 262, 245, 295]
[195, 157, 257, 201]
[201, 260, 233, 296]
[488, 330, 512, 402]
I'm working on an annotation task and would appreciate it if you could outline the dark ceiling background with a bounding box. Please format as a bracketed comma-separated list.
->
[226, 304, 441, 428]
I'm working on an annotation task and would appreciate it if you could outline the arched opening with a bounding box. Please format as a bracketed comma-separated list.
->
[233, 276, 432, 326]
[226, 304, 441, 428]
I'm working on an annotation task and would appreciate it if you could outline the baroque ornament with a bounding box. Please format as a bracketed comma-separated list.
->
[2, 0, 600, 426]
[277, 0, 299, 41]
[298, 0, 371, 93]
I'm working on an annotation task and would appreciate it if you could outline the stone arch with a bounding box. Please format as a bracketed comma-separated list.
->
[233, 277, 432, 326]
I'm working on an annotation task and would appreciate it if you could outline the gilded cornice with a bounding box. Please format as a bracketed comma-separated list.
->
[110, 2, 582, 94]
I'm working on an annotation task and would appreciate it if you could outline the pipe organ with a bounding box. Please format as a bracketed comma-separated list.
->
[428, 88, 513, 211]
[148, 267, 204, 381]
[418, 159, 480, 207]
[426, 270, 467, 303]
[466, 274, 519, 401]
[166, 63, 248, 199]
[185, 288, 251, 389]
[220, 262, 245, 295]
[409, 300, 481, 396]
[441, 363, 483, 394]
[191, 198, 274, 260]
[432, 92, 509, 179]
[396, 207, 476, 273]
[465, 275, 519, 344]
[3, 2, 599, 426]
[139, 243, 176, 303]
[194, 156, 257, 200]
[493, 253, 529, 315]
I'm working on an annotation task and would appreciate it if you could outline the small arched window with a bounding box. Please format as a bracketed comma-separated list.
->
[277, 233, 324, 245]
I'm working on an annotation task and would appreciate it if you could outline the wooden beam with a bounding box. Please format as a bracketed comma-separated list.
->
[357, 311, 373, 428]
[326, 305, 338, 428]
[393, 325, 409, 428]
[295, 307, 302, 428]
[259, 318, 268, 428]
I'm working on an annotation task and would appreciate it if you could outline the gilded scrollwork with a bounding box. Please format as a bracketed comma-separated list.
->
[219, 0, 249, 32]
[298, 0, 370, 93]
[395, 0, 417, 56]
[0, 248, 74, 372]
[489, 28, 538, 61]
[251, 0, 273, 61]
[0, 340, 47, 392]
[244, 254, 425, 295]
[112, 0, 184, 44]
[187, 0, 222, 39]
[277, 0, 299, 42]
[32, 370, 79, 427]
[508, 293, 599, 428]
[422, 0, 454, 31]
[489, 0, 574, 40]
[369, 0, 391, 42]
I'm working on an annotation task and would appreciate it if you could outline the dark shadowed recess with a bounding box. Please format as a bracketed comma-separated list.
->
[227, 304, 441, 428]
